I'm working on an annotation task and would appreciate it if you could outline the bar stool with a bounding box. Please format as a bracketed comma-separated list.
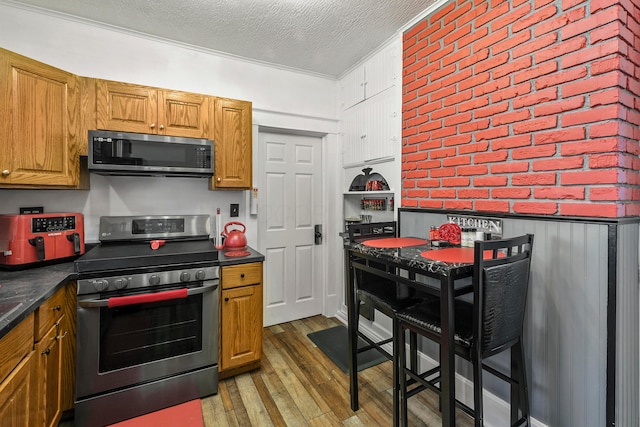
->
[347, 222, 424, 426]
[394, 234, 534, 427]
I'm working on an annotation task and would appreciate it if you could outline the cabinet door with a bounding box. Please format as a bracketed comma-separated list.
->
[158, 91, 211, 138]
[0, 49, 79, 187]
[342, 88, 397, 166]
[340, 65, 365, 111]
[36, 317, 64, 427]
[341, 104, 367, 167]
[213, 98, 252, 189]
[96, 80, 158, 134]
[60, 282, 76, 412]
[364, 88, 397, 162]
[0, 351, 37, 427]
[364, 40, 399, 100]
[220, 285, 262, 371]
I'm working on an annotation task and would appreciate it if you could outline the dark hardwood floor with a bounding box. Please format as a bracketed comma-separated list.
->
[60, 315, 473, 426]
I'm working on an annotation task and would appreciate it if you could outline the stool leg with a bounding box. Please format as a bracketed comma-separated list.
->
[409, 330, 418, 371]
[350, 299, 362, 411]
[392, 318, 401, 427]
[396, 320, 408, 427]
[472, 354, 483, 427]
[515, 339, 531, 425]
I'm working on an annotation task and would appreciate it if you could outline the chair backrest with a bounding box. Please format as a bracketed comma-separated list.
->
[347, 221, 397, 242]
[472, 234, 534, 357]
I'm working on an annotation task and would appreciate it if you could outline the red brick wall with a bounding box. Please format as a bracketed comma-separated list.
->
[402, 0, 640, 217]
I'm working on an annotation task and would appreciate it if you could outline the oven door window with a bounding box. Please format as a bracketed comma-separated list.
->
[99, 294, 203, 373]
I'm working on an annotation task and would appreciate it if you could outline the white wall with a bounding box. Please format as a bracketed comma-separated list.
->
[0, 2, 341, 246]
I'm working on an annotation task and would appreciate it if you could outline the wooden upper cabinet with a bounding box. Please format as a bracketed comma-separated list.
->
[160, 90, 211, 138]
[213, 98, 252, 189]
[0, 49, 79, 187]
[96, 80, 210, 138]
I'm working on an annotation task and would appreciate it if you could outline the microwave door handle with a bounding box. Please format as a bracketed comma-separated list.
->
[78, 282, 219, 308]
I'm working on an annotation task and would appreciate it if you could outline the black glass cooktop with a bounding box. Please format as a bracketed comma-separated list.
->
[75, 239, 219, 274]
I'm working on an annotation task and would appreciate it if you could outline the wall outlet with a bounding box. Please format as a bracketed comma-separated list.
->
[230, 204, 239, 217]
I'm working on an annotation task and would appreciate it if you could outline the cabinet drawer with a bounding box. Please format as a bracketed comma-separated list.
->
[0, 312, 34, 384]
[221, 262, 262, 290]
[35, 287, 65, 342]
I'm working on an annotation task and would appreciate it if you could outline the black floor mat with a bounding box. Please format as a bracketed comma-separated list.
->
[307, 325, 387, 374]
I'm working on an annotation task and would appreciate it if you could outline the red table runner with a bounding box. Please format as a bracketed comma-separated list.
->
[421, 248, 502, 264]
[362, 237, 428, 248]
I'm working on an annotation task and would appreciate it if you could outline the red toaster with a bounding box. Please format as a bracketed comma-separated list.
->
[0, 212, 85, 268]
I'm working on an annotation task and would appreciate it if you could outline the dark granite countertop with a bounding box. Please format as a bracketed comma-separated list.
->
[0, 262, 77, 340]
[217, 246, 265, 266]
[347, 238, 474, 278]
[0, 246, 264, 340]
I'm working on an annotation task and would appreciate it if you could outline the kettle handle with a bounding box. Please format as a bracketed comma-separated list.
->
[222, 221, 246, 236]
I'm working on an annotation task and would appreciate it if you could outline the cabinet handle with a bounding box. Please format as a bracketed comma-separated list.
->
[42, 348, 51, 356]
[217, 177, 221, 182]
[159, 124, 165, 130]
[52, 305, 61, 312]
[224, 297, 229, 302]
[240, 273, 245, 278]
[1, 170, 9, 176]
[54, 320, 67, 340]
[150, 123, 156, 129]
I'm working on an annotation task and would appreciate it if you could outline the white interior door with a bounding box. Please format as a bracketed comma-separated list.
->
[259, 131, 323, 326]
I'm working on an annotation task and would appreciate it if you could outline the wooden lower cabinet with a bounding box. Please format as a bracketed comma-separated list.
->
[0, 283, 75, 427]
[0, 313, 37, 427]
[0, 351, 37, 427]
[35, 317, 65, 427]
[219, 262, 263, 376]
[33, 283, 75, 426]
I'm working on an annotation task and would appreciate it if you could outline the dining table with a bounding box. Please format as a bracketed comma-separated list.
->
[344, 235, 478, 427]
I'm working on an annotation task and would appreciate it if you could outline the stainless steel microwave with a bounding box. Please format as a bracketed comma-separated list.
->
[88, 130, 214, 177]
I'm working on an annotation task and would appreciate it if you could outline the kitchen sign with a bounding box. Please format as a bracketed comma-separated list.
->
[447, 215, 502, 238]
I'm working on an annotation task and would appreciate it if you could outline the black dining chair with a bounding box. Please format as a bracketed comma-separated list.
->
[347, 221, 423, 426]
[394, 234, 534, 427]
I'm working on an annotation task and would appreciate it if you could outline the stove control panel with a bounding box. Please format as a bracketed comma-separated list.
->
[77, 265, 220, 295]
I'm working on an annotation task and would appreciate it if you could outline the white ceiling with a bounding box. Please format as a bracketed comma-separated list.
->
[6, 0, 439, 78]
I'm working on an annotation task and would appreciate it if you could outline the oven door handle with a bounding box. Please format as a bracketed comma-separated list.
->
[78, 282, 219, 308]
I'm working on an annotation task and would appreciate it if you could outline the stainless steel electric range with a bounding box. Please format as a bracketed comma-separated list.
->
[74, 215, 219, 427]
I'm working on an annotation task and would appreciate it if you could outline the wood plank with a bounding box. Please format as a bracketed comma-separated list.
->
[263, 329, 326, 420]
[260, 370, 309, 427]
[234, 373, 275, 427]
[249, 369, 288, 427]
[224, 377, 252, 426]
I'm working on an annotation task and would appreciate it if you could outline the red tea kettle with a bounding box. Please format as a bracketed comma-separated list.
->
[217, 221, 247, 250]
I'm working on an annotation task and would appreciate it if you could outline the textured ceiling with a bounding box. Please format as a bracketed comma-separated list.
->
[6, 0, 438, 77]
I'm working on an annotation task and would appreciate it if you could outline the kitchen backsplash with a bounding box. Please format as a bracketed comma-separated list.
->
[0, 174, 244, 242]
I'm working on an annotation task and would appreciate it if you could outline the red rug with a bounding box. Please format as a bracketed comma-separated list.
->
[109, 400, 203, 427]
[362, 237, 428, 248]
